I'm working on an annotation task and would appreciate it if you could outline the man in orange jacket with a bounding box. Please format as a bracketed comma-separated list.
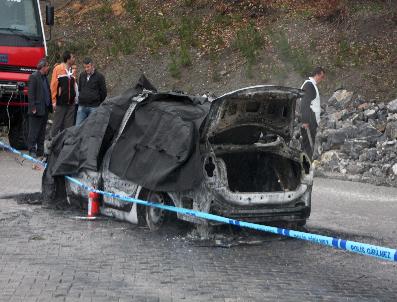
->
[50, 50, 77, 138]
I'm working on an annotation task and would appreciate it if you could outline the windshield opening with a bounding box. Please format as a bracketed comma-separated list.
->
[0, 0, 42, 38]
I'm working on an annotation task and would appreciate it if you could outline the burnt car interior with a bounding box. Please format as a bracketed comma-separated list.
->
[204, 90, 304, 194]
[217, 153, 301, 193]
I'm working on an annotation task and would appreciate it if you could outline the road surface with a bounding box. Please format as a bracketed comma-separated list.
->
[0, 150, 396, 301]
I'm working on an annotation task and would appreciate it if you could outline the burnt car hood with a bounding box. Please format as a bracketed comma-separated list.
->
[202, 86, 303, 144]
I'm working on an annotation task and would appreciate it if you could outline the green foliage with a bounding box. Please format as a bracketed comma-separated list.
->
[334, 37, 366, 68]
[168, 45, 193, 78]
[107, 26, 142, 56]
[178, 16, 200, 47]
[233, 23, 263, 77]
[214, 13, 233, 26]
[67, 40, 90, 56]
[124, 0, 139, 15]
[179, 44, 192, 67]
[183, 0, 196, 7]
[270, 31, 312, 77]
[97, 0, 112, 21]
[339, 38, 350, 54]
[145, 16, 172, 52]
[234, 23, 262, 64]
[298, 9, 313, 18]
[169, 52, 181, 79]
[350, 1, 385, 14]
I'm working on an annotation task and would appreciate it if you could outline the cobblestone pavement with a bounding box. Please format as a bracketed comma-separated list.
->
[0, 150, 396, 302]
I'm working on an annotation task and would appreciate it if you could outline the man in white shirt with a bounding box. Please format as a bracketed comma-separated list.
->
[300, 67, 326, 159]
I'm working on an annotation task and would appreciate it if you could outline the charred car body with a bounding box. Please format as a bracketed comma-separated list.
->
[44, 83, 313, 230]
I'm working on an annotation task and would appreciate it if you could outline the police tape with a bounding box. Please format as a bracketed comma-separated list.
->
[0, 140, 48, 167]
[1, 140, 396, 263]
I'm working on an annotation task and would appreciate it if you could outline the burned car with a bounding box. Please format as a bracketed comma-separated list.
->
[43, 82, 313, 230]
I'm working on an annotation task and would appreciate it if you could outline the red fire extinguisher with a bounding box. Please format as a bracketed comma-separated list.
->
[88, 192, 100, 217]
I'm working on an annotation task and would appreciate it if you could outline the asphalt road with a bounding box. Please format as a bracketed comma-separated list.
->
[0, 150, 396, 302]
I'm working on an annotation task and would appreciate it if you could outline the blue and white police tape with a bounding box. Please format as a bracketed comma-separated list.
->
[0, 140, 47, 168]
[1, 139, 396, 263]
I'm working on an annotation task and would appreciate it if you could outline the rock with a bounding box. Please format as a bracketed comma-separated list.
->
[392, 163, 397, 176]
[321, 128, 348, 150]
[371, 167, 383, 178]
[357, 103, 370, 111]
[324, 119, 337, 129]
[320, 150, 340, 162]
[351, 112, 365, 124]
[387, 99, 397, 113]
[387, 113, 397, 122]
[351, 96, 366, 108]
[369, 120, 387, 133]
[328, 90, 354, 109]
[355, 123, 383, 146]
[382, 140, 396, 147]
[346, 162, 366, 174]
[319, 150, 342, 172]
[377, 108, 388, 121]
[381, 164, 392, 174]
[385, 121, 397, 139]
[364, 108, 378, 119]
[318, 92, 397, 187]
[365, 148, 378, 162]
[341, 139, 370, 160]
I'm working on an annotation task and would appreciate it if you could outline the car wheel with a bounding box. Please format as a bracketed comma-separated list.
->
[145, 191, 166, 231]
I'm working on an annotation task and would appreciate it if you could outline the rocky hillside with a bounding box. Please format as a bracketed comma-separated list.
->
[314, 92, 397, 187]
[50, 0, 397, 101]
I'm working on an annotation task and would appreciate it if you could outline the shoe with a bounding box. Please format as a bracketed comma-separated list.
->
[32, 164, 42, 171]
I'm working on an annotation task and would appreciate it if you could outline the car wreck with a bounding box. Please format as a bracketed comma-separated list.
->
[42, 78, 313, 231]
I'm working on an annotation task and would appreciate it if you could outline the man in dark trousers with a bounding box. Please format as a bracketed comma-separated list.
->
[300, 67, 326, 159]
[76, 57, 107, 125]
[50, 50, 77, 138]
[27, 58, 52, 159]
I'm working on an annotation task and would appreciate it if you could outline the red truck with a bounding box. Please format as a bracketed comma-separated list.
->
[0, 0, 54, 149]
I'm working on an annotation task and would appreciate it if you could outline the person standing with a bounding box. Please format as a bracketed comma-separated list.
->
[75, 57, 107, 125]
[27, 58, 52, 159]
[50, 50, 76, 138]
[71, 64, 79, 124]
[300, 67, 326, 159]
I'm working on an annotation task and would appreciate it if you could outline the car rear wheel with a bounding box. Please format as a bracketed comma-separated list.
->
[144, 191, 166, 231]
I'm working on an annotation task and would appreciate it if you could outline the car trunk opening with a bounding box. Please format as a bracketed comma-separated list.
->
[204, 86, 303, 143]
[218, 152, 301, 193]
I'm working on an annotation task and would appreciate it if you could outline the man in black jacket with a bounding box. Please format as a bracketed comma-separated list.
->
[76, 57, 107, 125]
[300, 67, 326, 159]
[27, 58, 53, 158]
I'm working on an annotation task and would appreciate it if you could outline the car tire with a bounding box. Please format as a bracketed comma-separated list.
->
[141, 190, 167, 231]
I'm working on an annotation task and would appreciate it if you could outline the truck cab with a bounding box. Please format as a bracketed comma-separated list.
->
[0, 0, 53, 149]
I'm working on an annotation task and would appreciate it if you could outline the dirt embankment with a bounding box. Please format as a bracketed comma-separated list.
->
[49, 0, 396, 101]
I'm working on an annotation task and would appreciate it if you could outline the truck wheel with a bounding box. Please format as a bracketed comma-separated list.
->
[8, 113, 28, 150]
